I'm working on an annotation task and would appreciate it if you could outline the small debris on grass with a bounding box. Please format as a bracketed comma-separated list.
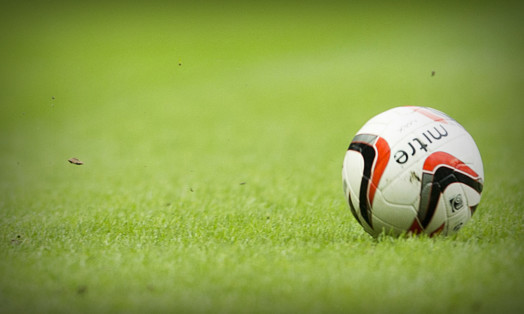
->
[146, 284, 156, 292]
[68, 158, 84, 165]
[51, 96, 55, 100]
[239, 182, 246, 185]
[431, 70, 436, 76]
[77, 285, 88, 295]
[190, 187, 194, 192]
[10, 235, 22, 245]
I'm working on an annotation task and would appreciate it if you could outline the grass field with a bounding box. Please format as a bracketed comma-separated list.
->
[1, 1, 523, 313]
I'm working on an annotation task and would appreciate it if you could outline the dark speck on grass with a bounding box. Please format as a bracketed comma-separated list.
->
[431, 70, 436, 76]
[77, 285, 87, 295]
[51, 96, 55, 100]
[146, 284, 156, 292]
[10, 235, 22, 245]
[471, 301, 482, 311]
[240, 182, 246, 185]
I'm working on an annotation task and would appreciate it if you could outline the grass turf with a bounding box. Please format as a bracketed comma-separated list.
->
[1, 1, 523, 313]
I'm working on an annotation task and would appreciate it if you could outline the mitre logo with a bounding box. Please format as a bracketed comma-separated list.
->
[393, 124, 449, 164]
[450, 194, 464, 212]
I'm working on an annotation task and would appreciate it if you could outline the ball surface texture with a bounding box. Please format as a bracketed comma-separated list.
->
[342, 106, 484, 237]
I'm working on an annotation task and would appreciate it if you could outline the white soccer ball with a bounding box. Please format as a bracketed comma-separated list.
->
[342, 106, 484, 237]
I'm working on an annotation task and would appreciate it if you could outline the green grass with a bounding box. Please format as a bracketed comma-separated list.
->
[1, 1, 523, 313]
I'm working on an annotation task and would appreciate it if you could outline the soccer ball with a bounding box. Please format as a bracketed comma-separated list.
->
[342, 106, 484, 237]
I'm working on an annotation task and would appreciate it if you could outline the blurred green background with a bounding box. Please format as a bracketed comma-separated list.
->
[1, 1, 522, 185]
[1, 1, 523, 313]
